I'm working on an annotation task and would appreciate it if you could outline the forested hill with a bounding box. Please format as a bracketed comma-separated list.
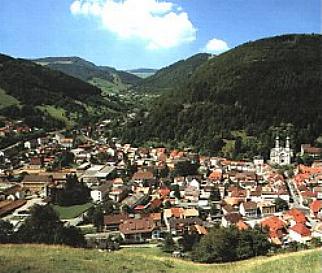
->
[34, 57, 141, 93]
[0, 54, 124, 130]
[120, 34, 322, 156]
[0, 54, 101, 104]
[134, 53, 211, 93]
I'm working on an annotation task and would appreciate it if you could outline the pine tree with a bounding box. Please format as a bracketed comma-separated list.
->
[162, 234, 176, 253]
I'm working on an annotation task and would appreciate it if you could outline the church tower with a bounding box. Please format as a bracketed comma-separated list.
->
[275, 135, 280, 149]
[286, 136, 290, 149]
[270, 135, 293, 165]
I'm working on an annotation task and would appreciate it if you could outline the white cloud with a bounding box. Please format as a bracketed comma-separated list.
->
[204, 38, 230, 54]
[70, 0, 197, 50]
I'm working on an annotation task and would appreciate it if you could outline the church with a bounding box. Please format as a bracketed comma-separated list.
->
[270, 136, 293, 165]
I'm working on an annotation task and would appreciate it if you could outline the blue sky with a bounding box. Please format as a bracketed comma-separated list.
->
[0, 0, 320, 70]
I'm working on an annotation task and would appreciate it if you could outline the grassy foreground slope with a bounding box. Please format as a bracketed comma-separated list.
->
[0, 245, 320, 273]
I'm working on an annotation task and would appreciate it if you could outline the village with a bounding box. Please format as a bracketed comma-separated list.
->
[1, 121, 322, 252]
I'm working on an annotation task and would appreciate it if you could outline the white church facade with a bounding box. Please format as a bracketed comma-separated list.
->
[270, 136, 293, 165]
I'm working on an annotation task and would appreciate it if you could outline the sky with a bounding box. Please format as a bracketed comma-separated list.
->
[0, 0, 321, 70]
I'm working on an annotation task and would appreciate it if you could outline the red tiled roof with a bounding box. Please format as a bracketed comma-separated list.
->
[171, 207, 184, 218]
[298, 165, 322, 175]
[261, 216, 286, 238]
[236, 220, 249, 231]
[134, 205, 145, 210]
[284, 208, 306, 224]
[149, 213, 161, 222]
[289, 223, 311, 237]
[209, 171, 222, 180]
[301, 191, 317, 198]
[149, 198, 162, 209]
[159, 187, 170, 197]
[310, 200, 322, 214]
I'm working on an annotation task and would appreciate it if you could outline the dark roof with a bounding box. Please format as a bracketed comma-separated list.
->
[222, 204, 236, 213]
[132, 171, 154, 180]
[0, 200, 27, 217]
[103, 214, 129, 226]
[242, 201, 257, 210]
[96, 182, 113, 193]
[169, 217, 203, 228]
[22, 174, 52, 183]
[303, 146, 322, 154]
[1, 184, 22, 195]
[224, 213, 242, 224]
[119, 217, 155, 235]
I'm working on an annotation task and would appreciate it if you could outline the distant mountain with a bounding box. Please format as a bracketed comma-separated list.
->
[121, 34, 322, 156]
[133, 53, 211, 93]
[126, 68, 157, 79]
[34, 57, 142, 94]
[0, 54, 126, 129]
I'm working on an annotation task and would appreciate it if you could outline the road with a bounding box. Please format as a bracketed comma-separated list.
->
[286, 177, 309, 211]
[0, 141, 21, 153]
[3, 198, 45, 220]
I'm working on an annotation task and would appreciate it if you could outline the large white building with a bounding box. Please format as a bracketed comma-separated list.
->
[270, 136, 293, 166]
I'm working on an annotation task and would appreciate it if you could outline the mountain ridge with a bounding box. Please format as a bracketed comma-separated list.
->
[120, 34, 322, 156]
[33, 56, 142, 93]
[0, 54, 125, 130]
[133, 53, 211, 93]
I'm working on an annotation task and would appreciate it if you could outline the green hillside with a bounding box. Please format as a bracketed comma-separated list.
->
[34, 57, 141, 93]
[0, 88, 20, 109]
[134, 53, 210, 93]
[0, 245, 320, 273]
[0, 54, 126, 129]
[121, 34, 322, 156]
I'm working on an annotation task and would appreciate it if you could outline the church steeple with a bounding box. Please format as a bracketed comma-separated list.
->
[275, 135, 280, 149]
[286, 136, 290, 149]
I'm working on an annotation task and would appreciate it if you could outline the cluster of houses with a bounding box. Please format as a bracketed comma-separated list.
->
[1, 130, 322, 248]
[293, 163, 322, 203]
[0, 120, 32, 137]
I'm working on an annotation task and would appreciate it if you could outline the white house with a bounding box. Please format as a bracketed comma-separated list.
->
[253, 156, 264, 175]
[288, 223, 311, 243]
[90, 183, 111, 203]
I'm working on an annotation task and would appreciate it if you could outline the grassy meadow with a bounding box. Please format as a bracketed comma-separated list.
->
[51, 203, 93, 219]
[0, 244, 320, 273]
[0, 88, 20, 109]
[89, 77, 127, 95]
[37, 105, 75, 128]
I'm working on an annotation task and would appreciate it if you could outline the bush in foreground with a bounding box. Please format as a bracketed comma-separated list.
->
[192, 226, 271, 263]
[15, 204, 85, 247]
